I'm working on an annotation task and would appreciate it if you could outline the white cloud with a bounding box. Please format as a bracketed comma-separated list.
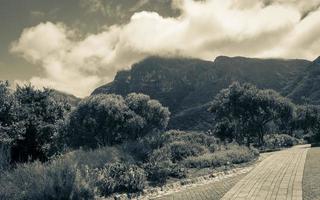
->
[11, 0, 320, 97]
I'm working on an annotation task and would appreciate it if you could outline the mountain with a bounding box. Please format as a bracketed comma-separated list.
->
[288, 56, 320, 104]
[92, 56, 311, 130]
[51, 90, 81, 108]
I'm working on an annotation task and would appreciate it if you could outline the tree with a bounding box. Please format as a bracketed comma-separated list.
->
[65, 93, 170, 149]
[10, 84, 71, 162]
[125, 93, 171, 139]
[0, 81, 18, 142]
[295, 105, 320, 141]
[0, 81, 16, 169]
[209, 82, 295, 146]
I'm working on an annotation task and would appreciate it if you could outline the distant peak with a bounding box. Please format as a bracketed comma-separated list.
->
[214, 55, 231, 61]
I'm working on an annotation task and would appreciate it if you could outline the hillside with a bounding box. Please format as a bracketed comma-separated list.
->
[92, 56, 311, 130]
[51, 90, 81, 108]
[287, 57, 320, 104]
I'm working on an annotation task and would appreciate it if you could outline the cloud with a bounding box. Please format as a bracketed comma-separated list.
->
[79, 0, 106, 15]
[11, 0, 320, 97]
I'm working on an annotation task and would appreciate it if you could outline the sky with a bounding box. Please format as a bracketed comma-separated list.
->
[1, 0, 320, 97]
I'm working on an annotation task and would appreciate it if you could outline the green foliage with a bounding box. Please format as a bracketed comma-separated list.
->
[94, 162, 146, 196]
[183, 144, 258, 168]
[65, 93, 170, 149]
[0, 159, 94, 200]
[210, 82, 296, 146]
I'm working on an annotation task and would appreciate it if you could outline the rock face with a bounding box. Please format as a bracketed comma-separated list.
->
[92, 56, 311, 131]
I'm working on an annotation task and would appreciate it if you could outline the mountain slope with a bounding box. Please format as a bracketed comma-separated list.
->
[288, 57, 320, 104]
[92, 56, 310, 130]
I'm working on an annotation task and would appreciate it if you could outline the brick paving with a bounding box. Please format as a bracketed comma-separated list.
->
[222, 145, 309, 200]
[153, 145, 309, 200]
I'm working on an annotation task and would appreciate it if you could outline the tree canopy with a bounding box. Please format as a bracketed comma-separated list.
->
[0, 83, 71, 163]
[65, 93, 170, 149]
[209, 82, 295, 146]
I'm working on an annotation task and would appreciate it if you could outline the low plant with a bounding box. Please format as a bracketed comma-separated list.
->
[183, 144, 258, 168]
[0, 159, 94, 200]
[263, 134, 303, 150]
[167, 141, 207, 162]
[60, 145, 134, 169]
[94, 162, 146, 196]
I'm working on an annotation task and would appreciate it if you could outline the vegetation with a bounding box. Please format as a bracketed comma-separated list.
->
[0, 159, 94, 200]
[93, 56, 310, 131]
[183, 144, 258, 168]
[0, 82, 71, 163]
[1, 79, 319, 199]
[64, 93, 170, 149]
[295, 105, 320, 143]
[263, 134, 303, 150]
[94, 162, 146, 196]
[209, 82, 309, 146]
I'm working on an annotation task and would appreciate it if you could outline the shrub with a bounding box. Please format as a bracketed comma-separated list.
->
[263, 134, 302, 150]
[61, 146, 134, 169]
[183, 144, 258, 168]
[0, 159, 94, 200]
[144, 161, 186, 185]
[124, 130, 217, 162]
[167, 141, 207, 162]
[122, 132, 165, 162]
[145, 147, 186, 184]
[162, 130, 218, 148]
[94, 162, 146, 196]
[144, 160, 173, 184]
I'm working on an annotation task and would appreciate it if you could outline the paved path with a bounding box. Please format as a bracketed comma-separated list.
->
[153, 145, 309, 200]
[222, 145, 309, 200]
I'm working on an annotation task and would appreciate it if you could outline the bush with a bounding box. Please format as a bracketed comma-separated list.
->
[183, 144, 258, 168]
[144, 161, 186, 185]
[61, 146, 134, 169]
[145, 147, 186, 184]
[162, 130, 218, 148]
[94, 162, 146, 196]
[263, 134, 302, 150]
[0, 159, 94, 200]
[144, 160, 173, 184]
[167, 141, 207, 162]
[124, 130, 217, 163]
